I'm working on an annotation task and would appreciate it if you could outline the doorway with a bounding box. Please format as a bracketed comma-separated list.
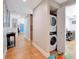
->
[65, 4, 76, 59]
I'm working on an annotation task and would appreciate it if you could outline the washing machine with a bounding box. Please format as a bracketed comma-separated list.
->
[49, 35, 57, 51]
[50, 15, 56, 32]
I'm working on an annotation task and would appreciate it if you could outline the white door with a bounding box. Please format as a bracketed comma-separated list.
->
[57, 7, 65, 53]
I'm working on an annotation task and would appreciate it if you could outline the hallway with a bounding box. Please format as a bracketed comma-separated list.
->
[5, 34, 47, 59]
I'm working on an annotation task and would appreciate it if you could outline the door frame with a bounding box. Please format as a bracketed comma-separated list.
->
[30, 14, 33, 42]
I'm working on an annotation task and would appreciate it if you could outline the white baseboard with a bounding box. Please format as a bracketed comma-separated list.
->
[3, 48, 7, 59]
[32, 42, 49, 58]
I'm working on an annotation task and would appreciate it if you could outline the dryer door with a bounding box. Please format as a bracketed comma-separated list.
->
[50, 36, 56, 45]
[51, 16, 56, 26]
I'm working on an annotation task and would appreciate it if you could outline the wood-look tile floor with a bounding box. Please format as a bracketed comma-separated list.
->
[5, 34, 47, 59]
[66, 40, 76, 59]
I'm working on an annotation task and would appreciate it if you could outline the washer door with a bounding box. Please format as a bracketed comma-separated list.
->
[50, 36, 56, 45]
[51, 17, 56, 26]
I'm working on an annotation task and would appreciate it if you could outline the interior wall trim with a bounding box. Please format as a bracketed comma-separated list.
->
[32, 42, 49, 58]
[3, 48, 7, 59]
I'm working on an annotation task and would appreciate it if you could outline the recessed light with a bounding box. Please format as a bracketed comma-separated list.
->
[23, 0, 27, 2]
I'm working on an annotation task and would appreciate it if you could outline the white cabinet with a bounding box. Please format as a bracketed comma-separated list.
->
[57, 7, 65, 53]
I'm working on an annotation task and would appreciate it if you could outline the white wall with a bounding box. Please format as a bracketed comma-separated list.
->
[66, 18, 76, 31]
[3, 2, 7, 55]
[24, 14, 30, 40]
[57, 7, 65, 53]
[3, 11, 18, 55]
[66, 4, 76, 31]
[70, 19, 76, 31]
[10, 13, 18, 36]
[66, 17, 71, 31]
[33, 0, 50, 57]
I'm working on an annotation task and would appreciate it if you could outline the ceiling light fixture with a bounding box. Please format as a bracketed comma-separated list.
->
[54, 0, 67, 4]
[23, 0, 27, 2]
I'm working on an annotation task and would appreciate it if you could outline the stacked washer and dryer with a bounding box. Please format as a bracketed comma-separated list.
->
[49, 15, 57, 52]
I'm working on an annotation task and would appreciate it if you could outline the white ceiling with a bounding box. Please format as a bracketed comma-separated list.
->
[49, 0, 60, 10]
[5, 0, 42, 14]
[5, 0, 75, 15]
